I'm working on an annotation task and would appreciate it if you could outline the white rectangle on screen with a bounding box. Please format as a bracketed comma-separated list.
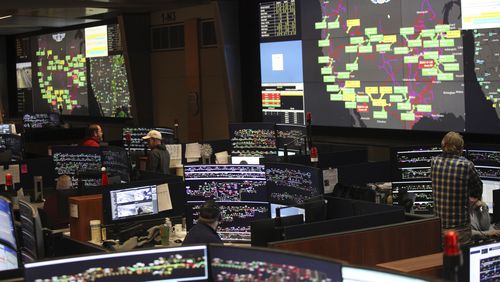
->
[462, 0, 500, 29]
[272, 53, 284, 71]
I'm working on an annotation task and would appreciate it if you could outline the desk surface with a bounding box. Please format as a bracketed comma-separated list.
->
[376, 253, 442, 279]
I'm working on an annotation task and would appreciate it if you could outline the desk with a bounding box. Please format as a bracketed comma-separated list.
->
[376, 253, 442, 279]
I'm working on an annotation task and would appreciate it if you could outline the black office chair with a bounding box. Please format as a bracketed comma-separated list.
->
[19, 200, 45, 262]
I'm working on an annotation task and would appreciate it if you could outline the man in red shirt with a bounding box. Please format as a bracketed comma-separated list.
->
[80, 124, 103, 147]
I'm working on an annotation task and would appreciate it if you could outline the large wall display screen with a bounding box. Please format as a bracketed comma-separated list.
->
[15, 23, 131, 118]
[259, 0, 500, 134]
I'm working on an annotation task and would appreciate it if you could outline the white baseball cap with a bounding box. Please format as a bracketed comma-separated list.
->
[142, 130, 162, 140]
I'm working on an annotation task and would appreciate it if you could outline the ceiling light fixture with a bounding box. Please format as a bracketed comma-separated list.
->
[0, 15, 12, 20]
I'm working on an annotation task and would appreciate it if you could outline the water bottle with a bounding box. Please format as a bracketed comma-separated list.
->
[161, 218, 172, 246]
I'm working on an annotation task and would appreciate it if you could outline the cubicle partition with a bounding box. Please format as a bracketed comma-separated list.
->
[269, 216, 442, 267]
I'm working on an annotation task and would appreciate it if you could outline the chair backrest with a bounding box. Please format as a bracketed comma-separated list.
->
[19, 200, 44, 261]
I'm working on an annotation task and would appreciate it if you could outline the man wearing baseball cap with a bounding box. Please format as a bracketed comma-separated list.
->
[142, 130, 170, 174]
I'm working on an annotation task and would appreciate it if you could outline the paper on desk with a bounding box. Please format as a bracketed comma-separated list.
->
[185, 143, 201, 159]
[70, 203, 79, 218]
[0, 164, 20, 184]
[323, 168, 338, 194]
[215, 151, 229, 164]
[157, 183, 172, 212]
[166, 144, 182, 168]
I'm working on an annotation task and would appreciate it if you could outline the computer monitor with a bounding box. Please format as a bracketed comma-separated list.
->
[184, 164, 267, 203]
[0, 197, 17, 250]
[391, 146, 442, 181]
[209, 245, 342, 281]
[467, 240, 500, 282]
[24, 245, 208, 281]
[186, 201, 269, 243]
[266, 162, 323, 205]
[0, 124, 15, 135]
[391, 181, 433, 214]
[0, 242, 18, 272]
[102, 179, 181, 225]
[342, 266, 429, 282]
[270, 203, 305, 221]
[122, 127, 175, 151]
[22, 113, 60, 129]
[52, 146, 101, 188]
[229, 123, 277, 157]
[0, 134, 22, 160]
[482, 180, 500, 213]
[276, 124, 306, 153]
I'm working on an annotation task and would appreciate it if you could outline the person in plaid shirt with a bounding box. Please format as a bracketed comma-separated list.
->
[431, 132, 482, 246]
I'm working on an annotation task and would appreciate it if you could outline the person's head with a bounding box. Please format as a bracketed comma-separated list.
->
[56, 175, 72, 191]
[197, 199, 221, 230]
[87, 124, 103, 142]
[441, 131, 464, 156]
[142, 130, 162, 149]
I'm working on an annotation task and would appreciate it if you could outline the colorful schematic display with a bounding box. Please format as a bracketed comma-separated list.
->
[229, 123, 277, 157]
[184, 165, 268, 203]
[266, 163, 322, 205]
[24, 246, 208, 281]
[309, 0, 464, 131]
[89, 55, 131, 118]
[259, 0, 500, 133]
[34, 30, 88, 115]
[16, 23, 131, 118]
[186, 202, 269, 242]
[209, 245, 342, 281]
[472, 28, 500, 124]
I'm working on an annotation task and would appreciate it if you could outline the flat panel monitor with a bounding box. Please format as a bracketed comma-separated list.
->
[391, 146, 442, 181]
[184, 164, 267, 203]
[0, 124, 15, 134]
[122, 127, 175, 151]
[24, 245, 208, 281]
[342, 266, 429, 282]
[22, 113, 60, 129]
[275, 124, 306, 152]
[270, 203, 305, 221]
[468, 240, 500, 282]
[0, 197, 17, 250]
[0, 242, 18, 272]
[186, 201, 269, 243]
[229, 123, 277, 157]
[482, 180, 500, 214]
[391, 181, 433, 214]
[209, 244, 342, 281]
[266, 162, 323, 205]
[52, 146, 101, 188]
[103, 181, 173, 224]
[467, 147, 500, 181]
[0, 134, 22, 161]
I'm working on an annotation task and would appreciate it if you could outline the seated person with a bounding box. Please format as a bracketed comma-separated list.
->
[182, 200, 223, 245]
[470, 192, 500, 238]
[80, 124, 103, 147]
[43, 175, 77, 229]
